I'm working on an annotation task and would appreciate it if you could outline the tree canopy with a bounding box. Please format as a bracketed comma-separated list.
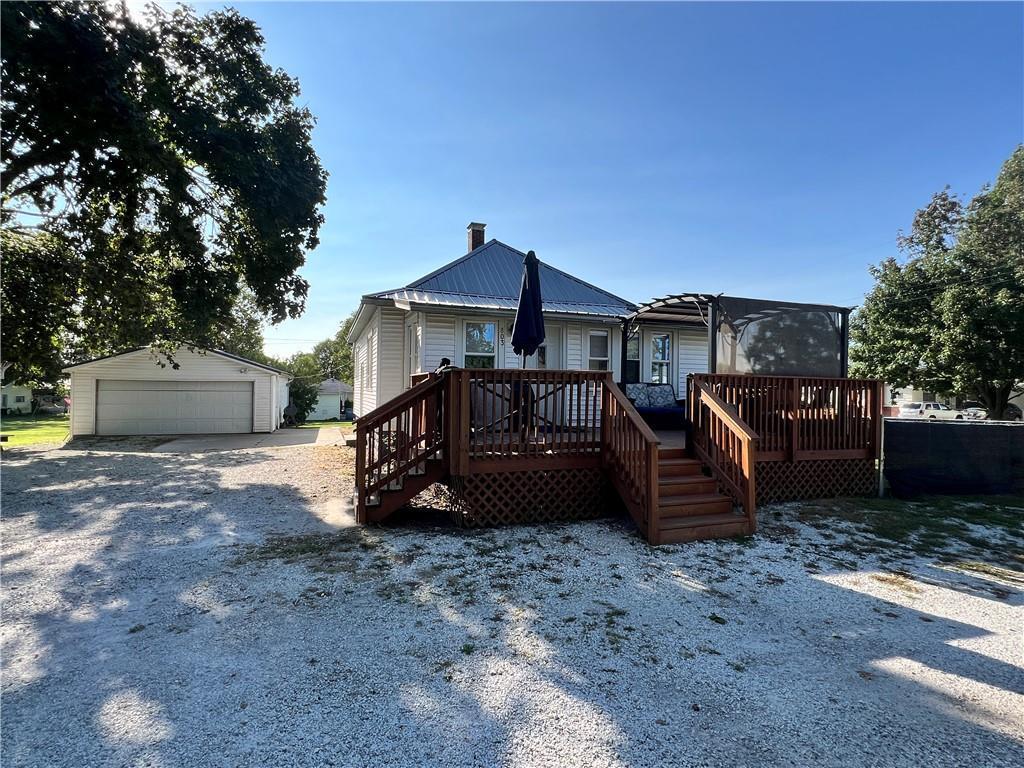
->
[1, 1, 326, 380]
[851, 146, 1024, 418]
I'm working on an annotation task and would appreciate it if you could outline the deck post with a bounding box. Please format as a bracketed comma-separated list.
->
[355, 421, 366, 523]
[789, 377, 800, 462]
[457, 371, 470, 475]
[646, 440, 660, 545]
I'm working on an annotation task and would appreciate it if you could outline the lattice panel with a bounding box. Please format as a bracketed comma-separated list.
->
[443, 468, 611, 528]
[756, 459, 878, 505]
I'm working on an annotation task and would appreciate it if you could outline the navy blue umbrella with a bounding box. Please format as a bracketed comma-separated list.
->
[511, 250, 545, 365]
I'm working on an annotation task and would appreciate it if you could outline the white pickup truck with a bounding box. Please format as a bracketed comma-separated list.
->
[898, 402, 966, 420]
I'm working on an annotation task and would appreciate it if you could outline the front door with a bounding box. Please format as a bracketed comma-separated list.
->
[525, 326, 562, 370]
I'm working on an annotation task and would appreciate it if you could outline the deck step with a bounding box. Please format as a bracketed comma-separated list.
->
[657, 447, 688, 460]
[658, 492, 734, 517]
[657, 512, 754, 544]
[657, 457, 703, 477]
[658, 475, 717, 496]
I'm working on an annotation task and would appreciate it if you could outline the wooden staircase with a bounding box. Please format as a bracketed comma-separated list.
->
[363, 456, 447, 522]
[653, 446, 754, 544]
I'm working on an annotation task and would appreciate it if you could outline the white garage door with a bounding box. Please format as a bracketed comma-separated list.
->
[96, 380, 253, 435]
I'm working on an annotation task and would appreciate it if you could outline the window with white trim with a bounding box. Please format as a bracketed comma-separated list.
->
[464, 321, 497, 369]
[588, 330, 609, 371]
[624, 331, 640, 382]
[651, 333, 671, 384]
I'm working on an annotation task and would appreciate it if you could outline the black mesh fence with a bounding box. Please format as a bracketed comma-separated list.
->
[883, 419, 1024, 497]
[715, 296, 846, 377]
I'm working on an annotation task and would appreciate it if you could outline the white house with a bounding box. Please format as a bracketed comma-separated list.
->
[63, 347, 292, 437]
[348, 223, 638, 417]
[1, 383, 33, 414]
[308, 378, 353, 421]
[348, 223, 854, 419]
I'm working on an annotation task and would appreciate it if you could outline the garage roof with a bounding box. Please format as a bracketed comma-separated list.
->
[62, 346, 291, 377]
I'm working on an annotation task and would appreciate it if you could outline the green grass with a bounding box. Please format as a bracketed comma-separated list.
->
[297, 420, 353, 430]
[793, 495, 1024, 565]
[0, 413, 70, 447]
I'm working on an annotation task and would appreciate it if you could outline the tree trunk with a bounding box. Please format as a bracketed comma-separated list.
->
[974, 381, 1014, 420]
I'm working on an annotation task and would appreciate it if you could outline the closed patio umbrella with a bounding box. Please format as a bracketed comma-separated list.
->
[511, 250, 545, 366]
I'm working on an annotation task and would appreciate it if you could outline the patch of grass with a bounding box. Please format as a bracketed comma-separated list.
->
[460, 643, 476, 655]
[870, 572, 922, 595]
[0, 413, 70, 447]
[793, 495, 1024, 564]
[236, 529, 381, 571]
[297, 420, 353, 430]
[951, 560, 1024, 586]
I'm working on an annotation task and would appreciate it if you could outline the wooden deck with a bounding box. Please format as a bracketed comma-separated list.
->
[354, 369, 883, 544]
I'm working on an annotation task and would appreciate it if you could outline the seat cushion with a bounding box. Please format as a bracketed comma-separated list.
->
[625, 383, 650, 408]
[647, 384, 678, 408]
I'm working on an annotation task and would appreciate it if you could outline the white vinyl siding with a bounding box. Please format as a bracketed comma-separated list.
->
[65, 348, 285, 437]
[677, 327, 709, 401]
[352, 309, 378, 418]
[378, 307, 405, 404]
[423, 314, 457, 371]
[566, 324, 583, 369]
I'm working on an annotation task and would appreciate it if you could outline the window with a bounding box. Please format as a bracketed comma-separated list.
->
[624, 332, 640, 383]
[15, 395, 26, 403]
[651, 333, 671, 384]
[464, 321, 497, 369]
[588, 330, 609, 371]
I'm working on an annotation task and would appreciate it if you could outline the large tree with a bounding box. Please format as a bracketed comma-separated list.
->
[311, 311, 357, 384]
[1, 1, 326, 375]
[851, 147, 1024, 418]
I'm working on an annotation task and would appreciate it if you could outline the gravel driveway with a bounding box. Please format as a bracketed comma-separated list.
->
[2, 438, 1022, 767]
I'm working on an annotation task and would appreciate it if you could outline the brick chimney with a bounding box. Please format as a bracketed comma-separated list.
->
[467, 222, 486, 252]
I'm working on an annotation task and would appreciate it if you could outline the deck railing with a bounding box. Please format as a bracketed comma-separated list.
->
[689, 381, 757, 525]
[445, 369, 607, 470]
[689, 374, 883, 461]
[354, 374, 447, 522]
[602, 378, 661, 538]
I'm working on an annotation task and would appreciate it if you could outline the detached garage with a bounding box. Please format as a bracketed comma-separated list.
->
[64, 347, 292, 437]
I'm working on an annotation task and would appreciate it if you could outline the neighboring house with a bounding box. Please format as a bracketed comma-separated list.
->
[63, 347, 292, 437]
[1, 383, 33, 415]
[348, 222, 853, 418]
[309, 378, 353, 421]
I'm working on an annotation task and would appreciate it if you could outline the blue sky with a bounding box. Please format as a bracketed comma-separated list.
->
[222, 2, 1022, 358]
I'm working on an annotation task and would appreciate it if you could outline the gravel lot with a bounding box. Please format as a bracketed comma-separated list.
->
[2, 437, 1022, 767]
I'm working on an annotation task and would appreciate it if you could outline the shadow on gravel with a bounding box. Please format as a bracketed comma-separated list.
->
[2, 445, 1023, 767]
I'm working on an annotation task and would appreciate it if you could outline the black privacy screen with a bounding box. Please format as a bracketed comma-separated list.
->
[715, 296, 846, 377]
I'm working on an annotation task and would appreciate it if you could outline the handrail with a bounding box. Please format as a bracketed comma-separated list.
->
[690, 380, 758, 526]
[695, 383, 759, 441]
[357, 374, 441, 428]
[354, 373, 447, 523]
[605, 379, 662, 443]
[602, 376, 661, 542]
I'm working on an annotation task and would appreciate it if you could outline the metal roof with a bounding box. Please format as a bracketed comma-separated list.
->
[368, 240, 635, 319]
[62, 346, 292, 377]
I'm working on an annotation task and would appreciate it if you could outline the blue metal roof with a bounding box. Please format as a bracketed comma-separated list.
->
[369, 240, 635, 318]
